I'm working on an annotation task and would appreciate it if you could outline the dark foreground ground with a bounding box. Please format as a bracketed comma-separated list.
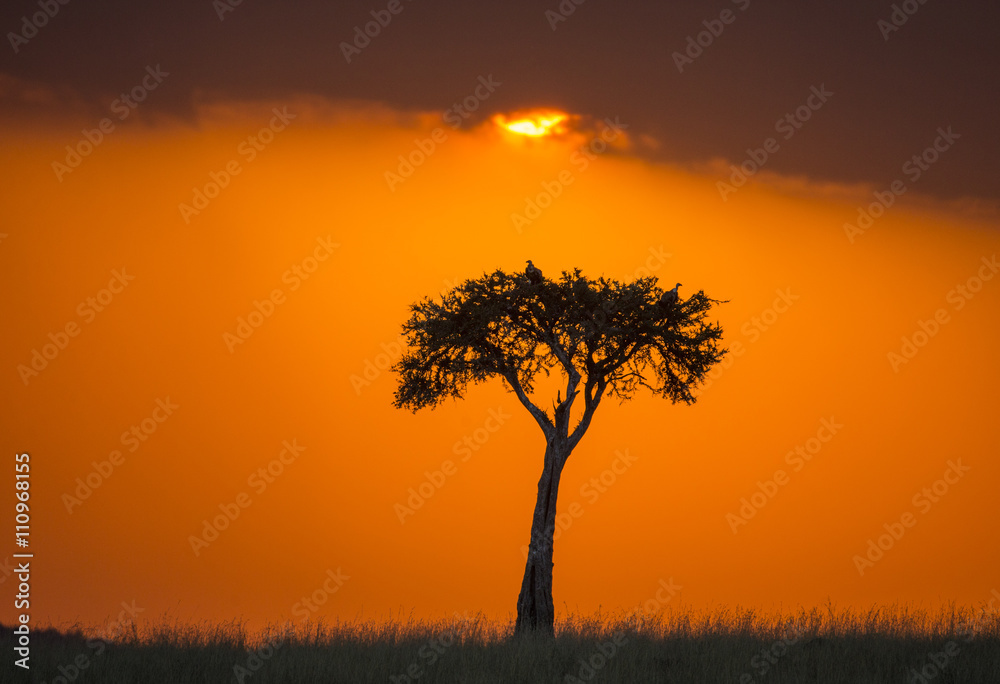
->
[5, 606, 1000, 683]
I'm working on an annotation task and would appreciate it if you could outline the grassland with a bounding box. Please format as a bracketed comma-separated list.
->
[6, 604, 1000, 683]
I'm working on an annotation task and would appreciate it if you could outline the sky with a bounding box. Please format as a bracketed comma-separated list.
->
[1, 0, 999, 633]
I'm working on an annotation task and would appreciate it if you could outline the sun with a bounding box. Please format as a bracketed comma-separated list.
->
[493, 110, 570, 137]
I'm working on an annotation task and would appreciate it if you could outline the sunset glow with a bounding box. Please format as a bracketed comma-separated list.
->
[495, 111, 569, 137]
[2, 3, 999, 680]
[1, 97, 997, 634]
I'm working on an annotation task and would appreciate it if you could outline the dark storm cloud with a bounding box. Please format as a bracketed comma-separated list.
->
[1, 0, 997, 201]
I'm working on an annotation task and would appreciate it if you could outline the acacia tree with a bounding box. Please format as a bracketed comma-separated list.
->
[392, 267, 726, 636]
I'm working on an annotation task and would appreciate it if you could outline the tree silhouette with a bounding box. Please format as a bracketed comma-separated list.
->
[392, 266, 727, 636]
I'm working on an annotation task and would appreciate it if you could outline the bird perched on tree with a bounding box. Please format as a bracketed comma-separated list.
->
[658, 283, 682, 309]
[525, 260, 544, 284]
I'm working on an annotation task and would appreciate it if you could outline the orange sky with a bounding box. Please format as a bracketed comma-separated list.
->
[1, 98, 998, 631]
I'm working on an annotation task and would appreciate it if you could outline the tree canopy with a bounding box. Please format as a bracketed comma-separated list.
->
[393, 268, 726, 446]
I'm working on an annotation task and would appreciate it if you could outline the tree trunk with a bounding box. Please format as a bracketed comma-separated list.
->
[514, 441, 567, 637]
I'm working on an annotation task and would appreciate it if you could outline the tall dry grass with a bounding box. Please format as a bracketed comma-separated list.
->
[6, 603, 999, 683]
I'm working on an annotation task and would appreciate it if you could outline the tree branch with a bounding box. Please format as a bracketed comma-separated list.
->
[503, 369, 556, 440]
[568, 377, 606, 451]
[394, 270, 727, 454]
[558, 364, 582, 440]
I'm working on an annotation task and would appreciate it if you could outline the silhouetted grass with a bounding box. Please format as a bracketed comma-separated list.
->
[5, 604, 1000, 683]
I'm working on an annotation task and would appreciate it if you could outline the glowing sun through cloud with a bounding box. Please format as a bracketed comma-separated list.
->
[493, 110, 570, 137]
